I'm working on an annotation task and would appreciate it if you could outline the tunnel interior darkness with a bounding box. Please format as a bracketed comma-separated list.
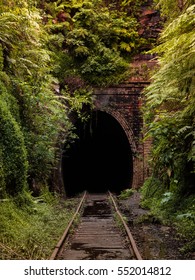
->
[62, 111, 133, 197]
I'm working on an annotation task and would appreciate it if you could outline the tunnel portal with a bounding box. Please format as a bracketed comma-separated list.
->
[62, 111, 133, 197]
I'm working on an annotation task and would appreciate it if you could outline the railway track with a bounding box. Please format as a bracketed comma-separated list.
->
[50, 191, 142, 260]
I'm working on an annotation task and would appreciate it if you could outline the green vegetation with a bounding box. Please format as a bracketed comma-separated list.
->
[0, 0, 146, 259]
[113, 212, 127, 232]
[0, 0, 146, 198]
[142, 2, 195, 252]
[1, 0, 194, 258]
[0, 188, 78, 259]
[118, 188, 135, 199]
[0, 1, 73, 195]
[43, 0, 146, 86]
[154, 0, 195, 20]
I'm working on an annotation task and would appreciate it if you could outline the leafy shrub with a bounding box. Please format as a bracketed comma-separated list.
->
[0, 96, 28, 195]
[142, 4, 195, 251]
[118, 188, 135, 199]
[0, 190, 78, 259]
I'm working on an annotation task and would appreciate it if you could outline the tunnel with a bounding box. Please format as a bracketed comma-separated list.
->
[62, 111, 133, 197]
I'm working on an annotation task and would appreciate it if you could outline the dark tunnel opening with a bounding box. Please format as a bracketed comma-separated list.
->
[62, 111, 133, 197]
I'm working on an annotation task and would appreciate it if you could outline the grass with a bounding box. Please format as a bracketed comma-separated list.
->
[118, 188, 135, 200]
[140, 179, 195, 254]
[0, 189, 79, 259]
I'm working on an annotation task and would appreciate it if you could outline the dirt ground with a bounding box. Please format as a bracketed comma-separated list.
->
[117, 192, 194, 260]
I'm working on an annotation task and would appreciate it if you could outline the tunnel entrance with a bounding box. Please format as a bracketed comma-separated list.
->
[62, 111, 133, 197]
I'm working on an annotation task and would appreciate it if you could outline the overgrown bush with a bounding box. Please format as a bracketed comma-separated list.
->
[0, 1, 77, 195]
[142, 3, 195, 252]
[118, 188, 135, 199]
[0, 189, 78, 259]
[0, 92, 28, 195]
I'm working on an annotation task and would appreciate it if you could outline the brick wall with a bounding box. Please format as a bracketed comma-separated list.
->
[93, 81, 150, 189]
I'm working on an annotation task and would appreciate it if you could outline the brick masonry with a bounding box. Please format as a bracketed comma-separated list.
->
[93, 80, 151, 189]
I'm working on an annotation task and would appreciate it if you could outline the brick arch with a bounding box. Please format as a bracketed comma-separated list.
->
[95, 108, 137, 154]
[94, 108, 142, 189]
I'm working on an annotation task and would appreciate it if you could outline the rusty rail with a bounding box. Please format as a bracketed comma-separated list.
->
[50, 191, 142, 260]
[108, 191, 142, 260]
[49, 191, 87, 260]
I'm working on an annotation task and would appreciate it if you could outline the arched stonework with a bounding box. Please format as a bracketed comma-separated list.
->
[95, 108, 144, 189]
[93, 83, 147, 189]
[96, 108, 137, 154]
[53, 82, 148, 194]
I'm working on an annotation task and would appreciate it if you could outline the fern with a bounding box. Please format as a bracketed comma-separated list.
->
[74, 46, 89, 56]
[143, 4, 195, 209]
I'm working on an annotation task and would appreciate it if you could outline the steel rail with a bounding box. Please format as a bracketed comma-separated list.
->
[108, 191, 142, 260]
[49, 191, 87, 260]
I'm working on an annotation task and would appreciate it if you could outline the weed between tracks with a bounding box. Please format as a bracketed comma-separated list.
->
[0, 188, 79, 259]
[113, 212, 126, 233]
[109, 194, 127, 233]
